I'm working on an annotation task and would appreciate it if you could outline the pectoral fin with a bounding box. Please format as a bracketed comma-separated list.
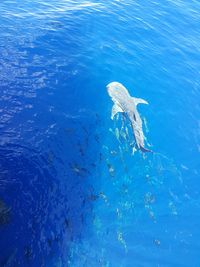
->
[111, 103, 123, 120]
[132, 97, 148, 106]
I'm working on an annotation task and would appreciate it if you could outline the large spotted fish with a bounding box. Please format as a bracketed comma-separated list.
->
[107, 82, 151, 153]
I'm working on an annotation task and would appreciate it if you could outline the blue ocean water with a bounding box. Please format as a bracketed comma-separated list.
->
[0, 0, 200, 266]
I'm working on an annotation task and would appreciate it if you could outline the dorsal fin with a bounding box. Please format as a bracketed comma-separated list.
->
[111, 103, 123, 120]
[132, 97, 148, 106]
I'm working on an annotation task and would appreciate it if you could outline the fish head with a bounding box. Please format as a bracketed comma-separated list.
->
[107, 82, 129, 102]
[106, 82, 120, 97]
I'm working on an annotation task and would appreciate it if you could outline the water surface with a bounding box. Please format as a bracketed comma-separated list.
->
[0, 0, 200, 266]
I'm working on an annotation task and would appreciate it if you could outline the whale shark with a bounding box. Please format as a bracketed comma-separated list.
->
[107, 82, 151, 153]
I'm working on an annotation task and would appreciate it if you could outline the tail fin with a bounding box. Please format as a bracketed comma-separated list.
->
[140, 146, 153, 153]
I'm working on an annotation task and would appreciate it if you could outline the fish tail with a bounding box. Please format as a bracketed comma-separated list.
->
[140, 146, 153, 153]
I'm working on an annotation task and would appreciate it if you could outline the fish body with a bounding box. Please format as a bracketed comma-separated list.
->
[107, 82, 151, 152]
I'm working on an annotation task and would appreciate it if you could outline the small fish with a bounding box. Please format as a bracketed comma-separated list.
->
[154, 239, 161, 246]
[90, 163, 96, 167]
[169, 201, 178, 215]
[144, 192, 155, 205]
[99, 152, 103, 162]
[125, 126, 129, 137]
[77, 141, 85, 156]
[89, 194, 99, 201]
[94, 134, 100, 143]
[120, 128, 127, 140]
[116, 208, 122, 219]
[106, 160, 115, 177]
[115, 127, 120, 142]
[117, 231, 127, 252]
[110, 150, 117, 156]
[64, 218, 70, 228]
[69, 163, 88, 176]
[0, 200, 11, 225]
[99, 192, 109, 205]
[24, 246, 32, 259]
[47, 238, 52, 247]
[132, 146, 137, 155]
[147, 209, 156, 221]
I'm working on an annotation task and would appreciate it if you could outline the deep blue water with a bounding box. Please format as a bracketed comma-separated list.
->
[0, 0, 200, 266]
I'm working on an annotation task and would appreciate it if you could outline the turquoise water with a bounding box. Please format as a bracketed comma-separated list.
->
[0, 0, 200, 266]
